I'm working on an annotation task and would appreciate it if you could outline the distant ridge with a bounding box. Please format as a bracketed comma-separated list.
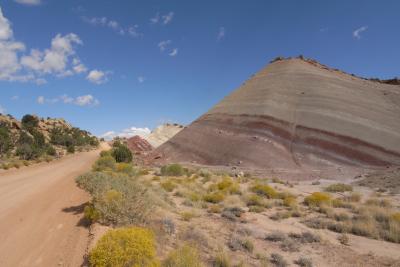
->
[151, 57, 400, 170]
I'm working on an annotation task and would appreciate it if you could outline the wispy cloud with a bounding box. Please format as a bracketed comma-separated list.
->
[86, 69, 109, 84]
[100, 126, 151, 140]
[353, 26, 368, 39]
[150, 12, 174, 25]
[158, 40, 172, 51]
[217, 26, 225, 41]
[137, 76, 145, 83]
[14, 0, 41, 6]
[11, 95, 19, 100]
[162, 12, 174, 24]
[82, 16, 142, 37]
[37, 94, 100, 107]
[169, 48, 178, 57]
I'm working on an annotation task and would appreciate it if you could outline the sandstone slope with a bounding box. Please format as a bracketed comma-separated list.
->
[152, 58, 400, 170]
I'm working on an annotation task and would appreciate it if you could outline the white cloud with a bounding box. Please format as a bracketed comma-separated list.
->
[0, 8, 93, 84]
[0, 105, 6, 114]
[36, 94, 100, 106]
[162, 12, 174, 25]
[169, 48, 178, 57]
[100, 126, 151, 140]
[158, 40, 171, 52]
[137, 76, 145, 83]
[86, 69, 108, 84]
[11, 95, 19, 100]
[14, 0, 41, 6]
[21, 33, 83, 76]
[150, 13, 160, 24]
[217, 26, 225, 41]
[75, 94, 99, 106]
[150, 12, 174, 25]
[353, 26, 368, 39]
[37, 96, 45, 104]
[82, 16, 141, 37]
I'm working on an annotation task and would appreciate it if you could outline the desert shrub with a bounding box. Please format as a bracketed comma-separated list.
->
[203, 192, 225, 203]
[67, 144, 75, 154]
[213, 250, 231, 267]
[350, 217, 378, 238]
[270, 253, 288, 267]
[84, 203, 101, 222]
[116, 162, 134, 174]
[294, 257, 313, 267]
[216, 177, 240, 194]
[163, 244, 204, 267]
[303, 218, 329, 229]
[221, 207, 245, 221]
[325, 183, 353, 192]
[365, 198, 392, 208]
[76, 172, 155, 225]
[270, 211, 292, 221]
[208, 205, 222, 213]
[344, 192, 361, 202]
[89, 227, 159, 267]
[283, 195, 297, 207]
[337, 233, 349, 245]
[181, 211, 196, 221]
[0, 126, 12, 155]
[45, 145, 56, 156]
[92, 155, 116, 171]
[12, 162, 21, 168]
[304, 192, 332, 207]
[280, 238, 299, 252]
[332, 198, 352, 209]
[22, 160, 30, 166]
[289, 231, 320, 243]
[161, 180, 177, 192]
[161, 164, 184, 176]
[16, 143, 41, 160]
[242, 239, 254, 253]
[265, 231, 286, 242]
[100, 150, 112, 157]
[248, 205, 265, 213]
[245, 194, 264, 207]
[21, 114, 39, 130]
[112, 144, 133, 163]
[250, 183, 278, 198]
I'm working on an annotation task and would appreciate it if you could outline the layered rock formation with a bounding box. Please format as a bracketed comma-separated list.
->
[126, 135, 153, 155]
[144, 123, 184, 148]
[152, 58, 400, 169]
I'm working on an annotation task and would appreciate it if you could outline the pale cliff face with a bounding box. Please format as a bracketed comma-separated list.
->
[144, 124, 183, 148]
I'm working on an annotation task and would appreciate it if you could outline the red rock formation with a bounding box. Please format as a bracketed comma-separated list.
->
[151, 58, 400, 169]
[127, 135, 153, 155]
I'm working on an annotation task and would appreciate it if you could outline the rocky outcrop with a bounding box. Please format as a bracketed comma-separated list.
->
[126, 135, 153, 155]
[144, 123, 184, 148]
[152, 58, 400, 169]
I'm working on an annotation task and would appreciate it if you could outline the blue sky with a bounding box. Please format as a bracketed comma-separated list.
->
[0, 0, 399, 138]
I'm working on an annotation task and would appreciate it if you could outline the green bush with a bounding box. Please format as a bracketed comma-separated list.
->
[304, 192, 332, 207]
[16, 143, 40, 160]
[89, 227, 159, 267]
[0, 125, 12, 155]
[250, 183, 278, 198]
[203, 192, 225, 203]
[45, 145, 57, 156]
[100, 150, 112, 157]
[21, 114, 39, 130]
[160, 164, 184, 176]
[163, 244, 204, 267]
[116, 162, 134, 174]
[92, 155, 116, 171]
[67, 144, 75, 154]
[325, 183, 353, 193]
[76, 172, 155, 225]
[112, 144, 133, 163]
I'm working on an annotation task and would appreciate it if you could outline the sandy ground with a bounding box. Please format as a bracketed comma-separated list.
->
[0, 144, 107, 267]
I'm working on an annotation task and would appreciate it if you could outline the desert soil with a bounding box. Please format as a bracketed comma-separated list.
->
[0, 144, 107, 267]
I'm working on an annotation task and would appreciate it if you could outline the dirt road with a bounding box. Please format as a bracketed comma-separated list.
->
[0, 148, 103, 267]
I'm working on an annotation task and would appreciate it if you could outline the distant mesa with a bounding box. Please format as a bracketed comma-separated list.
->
[150, 56, 400, 171]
